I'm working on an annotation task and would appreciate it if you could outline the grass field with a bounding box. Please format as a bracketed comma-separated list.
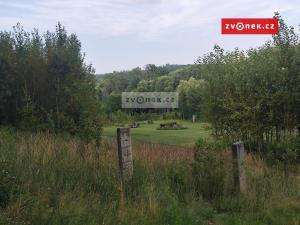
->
[1, 128, 299, 225]
[103, 120, 212, 145]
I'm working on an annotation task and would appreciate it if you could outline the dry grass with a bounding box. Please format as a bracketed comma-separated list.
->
[13, 133, 194, 171]
[102, 137, 194, 165]
[1, 129, 300, 225]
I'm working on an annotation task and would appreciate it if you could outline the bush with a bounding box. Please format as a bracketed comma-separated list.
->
[266, 136, 300, 164]
[202, 123, 212, 131]
[133, 112, 155, 122]
[0, 187, 9, 208]
[147, 120, 154, 124]
[157, 121, 187, 130]
[166, 162, 189, 201]
[192, 138, 227, 201]
[111, 110, 132, 124]
[162, 112, 178, 120]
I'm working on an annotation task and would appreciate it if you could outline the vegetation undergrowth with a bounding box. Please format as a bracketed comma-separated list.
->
[0, 128, 299, 225]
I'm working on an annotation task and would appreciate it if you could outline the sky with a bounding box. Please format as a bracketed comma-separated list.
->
[0, 0, 299, 74]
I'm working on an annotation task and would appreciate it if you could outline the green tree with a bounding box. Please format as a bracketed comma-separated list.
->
[177, 78, 205, 119]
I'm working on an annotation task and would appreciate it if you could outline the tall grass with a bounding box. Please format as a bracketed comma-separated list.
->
[0, 128, 299, 225]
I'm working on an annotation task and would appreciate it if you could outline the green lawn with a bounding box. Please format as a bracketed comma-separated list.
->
[102, 120, 212, 145]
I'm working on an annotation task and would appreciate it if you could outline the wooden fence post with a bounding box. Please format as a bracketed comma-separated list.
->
[232, 141, 246, 194]
[117, 128, 133, 182]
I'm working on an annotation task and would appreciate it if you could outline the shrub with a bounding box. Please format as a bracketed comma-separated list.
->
[266, 136, 300, 164]
[157, 121, 187, 130]
[166, 162, 189, 201]
[162, 112, 178, 120]
[202, 123, 212, 131]
[111, 110, 132, 124]
[133, 112, 154, 121]
[147, 120, 154, 124]
[192, 138, 227, 201]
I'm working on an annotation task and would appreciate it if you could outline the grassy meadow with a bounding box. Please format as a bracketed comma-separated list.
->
[0, 127, 299, 225]
[103, 120, 212, 145]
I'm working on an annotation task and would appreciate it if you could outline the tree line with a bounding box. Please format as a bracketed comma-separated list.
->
[98, 64, 201, 118]
[199, 13, 299, 156]
[0, 23, 102, 141]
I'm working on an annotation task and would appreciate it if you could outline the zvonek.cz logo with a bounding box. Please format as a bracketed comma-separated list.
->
[221, 18, 278, 34]
[122, 92, 178, 109]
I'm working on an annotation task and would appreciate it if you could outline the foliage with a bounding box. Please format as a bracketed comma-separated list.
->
[1, 128, 299, 225]
[0, 23, 102, 140]
[192, 138, 227, 201]
[111, 110, 132, 125]
[97, 64, 196, 114]
[157, 121, 187, 130]
[196, 13, 300, 157]
[177, 77, 205, 119]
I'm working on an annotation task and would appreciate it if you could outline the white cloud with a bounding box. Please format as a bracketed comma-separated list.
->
[1, 0, 300, 42]
[0, 0, 298, 40]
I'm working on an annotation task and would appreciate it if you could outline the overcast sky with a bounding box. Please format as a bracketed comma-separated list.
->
[1, 0, 299, 73]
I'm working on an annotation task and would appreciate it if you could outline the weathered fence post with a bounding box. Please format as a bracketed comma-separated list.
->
[232, 141, 246, 194]
[192, 115, 196, 123]
[117, 128, 133, 182]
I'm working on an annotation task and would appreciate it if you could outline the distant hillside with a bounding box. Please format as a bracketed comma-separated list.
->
[95, 64, 190, 80]
[96, 63, 200, 96]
